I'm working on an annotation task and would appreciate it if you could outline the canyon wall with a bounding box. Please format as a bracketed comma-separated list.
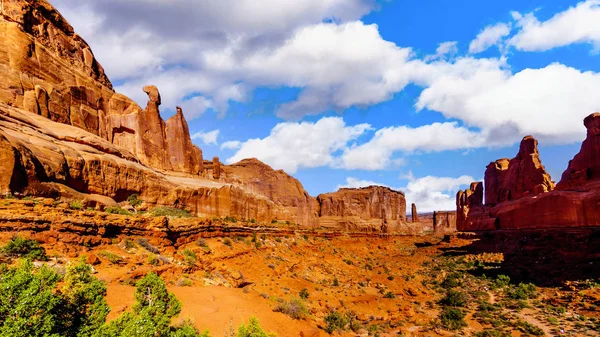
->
[457, 118, 600, 231]
[316, 186, 414, 234]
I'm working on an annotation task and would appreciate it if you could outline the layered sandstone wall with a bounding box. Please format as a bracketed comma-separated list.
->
[316, 186, 416, 234]
[457, 117, 600, 231]
[432, 211, 456, 233]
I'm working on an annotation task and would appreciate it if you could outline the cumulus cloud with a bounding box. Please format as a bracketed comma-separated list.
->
[226, 117, 371, 173]
[469, 22, 511, 53]
[220, 141, 242, 150]
[178, 96, 214, 120]
[337, 177, 386, 190]
[403, 174, 475, 212]
[341, 122, 487, 170]
[191, 130, 220, 145]
[425, 41, 459, 61]
[509, 0, 600, 52]
[337, 174, 475, 212]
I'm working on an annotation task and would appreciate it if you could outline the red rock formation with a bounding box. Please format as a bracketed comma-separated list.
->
[432, 211, 456, 233]
[165, 107, 203, 175]
[222, 158, 316, 227]
[457, 115, 600, 230]
[316, 186, 415, 234]
[213, 157, 221, 179]
[456, 182, 486, 231]
[485, 136, 554, 206]
[557, 113, 600, 190]
[411, 203, 419, 223]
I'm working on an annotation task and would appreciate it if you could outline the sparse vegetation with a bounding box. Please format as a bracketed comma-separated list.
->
[440, 307, 467, 331]
[137, 238, 159, 254]
[182, 249, 197, 267]
[149, 206, 192, 218]
[324, 310, 349, 334]
[69, 200, 84, 210]
[274, 297, 309, 320]
[299, 288, 310, 299]
[1, 236, 48, 261]
[98, 251, 123, 265]
[105, 206, 131, 215]
[127, 194, 142, 208]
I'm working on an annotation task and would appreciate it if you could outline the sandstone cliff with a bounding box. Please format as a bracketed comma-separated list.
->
[457, 117, 600, 231]
[484, 136, 554, 206]
[316, 186, 415, 234]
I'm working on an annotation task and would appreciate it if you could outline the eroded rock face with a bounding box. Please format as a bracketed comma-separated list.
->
[457, 116, 600, 230]
[485, 136, 554, 206]
[433, 211, 456, 233]
[165, 107, 203, 175]
[222, 158, 316, 227]
[557, 113, 600, 190]
[411, 203, 419, 223]
[316, 186, 415, 234]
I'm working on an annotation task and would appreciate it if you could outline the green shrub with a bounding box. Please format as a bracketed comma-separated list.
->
[274, 297, 309, 320]
[223, 216, 238, 223]
[182, 249, 197, 267]
[1, 236, 48, 261]
[324, 310, 348, 334]
[223, 238, 232, 247]
[99, 251, 123, 265]
[440, 289, 468, 307]
[441, 272, 462, 289]
[440, 307, 467, 331]
[474, 329, 511, 337]
[332, 277, 339, 287]
[516, 320, 544, 336]
[383, 291, 395, 299]
[493, 274, 511, 288]
[299, 288, 310, 299]
[150, 206, 192, 218]
[507, 283, 537, 300]
[237, 317, 275, 337]
[127, 194, 142, 208]
[105, 206, 131, 216]
[271, 219, 278, 224]
[70, 200, 84, 210]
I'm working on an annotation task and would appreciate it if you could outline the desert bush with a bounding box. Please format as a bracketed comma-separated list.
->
[223, 216, 238, 223]
[99, 251, 123, 265]
[236, 317, 275, 337]
[383, 291, 395, 299]
[493, 274, 511, 288]
[182, 249, 197, 267]
[440, 289, 468, 307]
[223, 238, 232, 247]
[137, 238, 159, 254]
[150, 206, 192, 218]
[127, 194, 142, 208]
[440, 307, 467, 331]
[507, 283, 537, 300]
[70, 200, 84, 210]
[324, 310, 348, 334]
[274, 297, 309, 320]
[105, 206, 131, 216]
[516, 320, 544, 336]
[332, 277, 339, 287]
[299, 288, 309, 299]
[196, 239, 207, 247]
[474, 330, 511, 337]
[441, 272, 462, 289]
[1, 236, 48, 261]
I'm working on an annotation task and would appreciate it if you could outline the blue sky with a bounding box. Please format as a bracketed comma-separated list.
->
[53, 0, 600, 211]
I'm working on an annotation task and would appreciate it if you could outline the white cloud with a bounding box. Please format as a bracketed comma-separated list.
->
[403, 174, 475, 212]
[337, 174, 475, 212]
[220, 141, 242, 150]
[178, 96, 214, 120]
[416, 62, 600, 145]
[509, 0, 600, 52]
[341, 122, 487, 170]
[337, 177, 387, 190]
[469, 22, 511, 53]
[226, 117, 371, 173]
[425, 41, 459, 61]
[191, 130, 220, 145]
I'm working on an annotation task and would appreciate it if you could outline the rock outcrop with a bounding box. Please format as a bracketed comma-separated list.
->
[457, 118, 600, 231]
[411, 203, 419, 223]
[484, 136, 554, 206]
[165, 107, 203, 175]
[557, 113, 600, 190]
[316, 186, 415, 234]
[432, 211, 456, 233]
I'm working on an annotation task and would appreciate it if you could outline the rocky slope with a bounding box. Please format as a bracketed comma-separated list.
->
[457, 115, 600, 230]
[0, 0, 412, 233]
